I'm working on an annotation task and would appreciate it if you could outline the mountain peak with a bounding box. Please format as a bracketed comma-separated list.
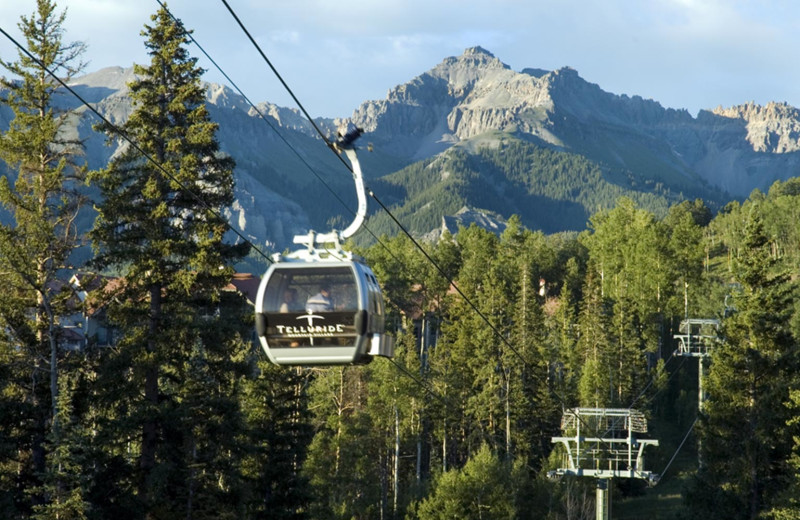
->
[70, 66, 135, 92]
[463, 46, 495, 58]
[437, 46, 508, 72]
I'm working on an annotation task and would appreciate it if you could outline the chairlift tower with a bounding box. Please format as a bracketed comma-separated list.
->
[549, 408, 659, 520]
[673, 318, 719, 466]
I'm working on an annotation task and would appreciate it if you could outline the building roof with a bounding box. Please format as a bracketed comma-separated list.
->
[225, 272, 261, 305]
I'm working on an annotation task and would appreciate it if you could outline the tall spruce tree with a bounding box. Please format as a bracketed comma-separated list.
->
[0, 1, 87, 516]
[89, 5, 247, 516]
[576, 263, 614, 407]
[692, 204, 799, 519]
[499, 219, 560, 462]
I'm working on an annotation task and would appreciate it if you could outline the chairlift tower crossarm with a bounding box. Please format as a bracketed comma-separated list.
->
[549, 408, 660, 520]
[673, 318, 719, 357]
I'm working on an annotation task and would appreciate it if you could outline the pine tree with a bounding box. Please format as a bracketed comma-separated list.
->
[413, 445, 516, 520]
[240, 360, 313, 519]
[0, 0, 87, 515]
[693, 205, 799, 519]
[31, 374, 90, 520]
[88, 5, 247, 516]
[550, 256, 582, 398]
[499, 219, 560, 462]
[760, 389, 800, 520]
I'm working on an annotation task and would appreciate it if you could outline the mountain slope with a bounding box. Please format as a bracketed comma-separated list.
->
[350, 47, 800, 200]
[361, 132, 681, 241]
[5, 47, 800, 253]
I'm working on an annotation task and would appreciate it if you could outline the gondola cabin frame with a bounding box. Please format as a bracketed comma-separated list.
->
[255, 254, 393, 365]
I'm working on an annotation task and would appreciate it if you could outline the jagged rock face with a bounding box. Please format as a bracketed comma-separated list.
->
[443, 206, 507, 236]
[6, 46, 800, 250]
[712, 102, 800, 153]
[351, 47, 800, 197]
[226, 169, 310, 250]
[420, 205, 508, 243]
[351, 47, 557, 158]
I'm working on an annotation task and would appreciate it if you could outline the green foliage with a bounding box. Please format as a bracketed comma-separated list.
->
[303, 365, 380, 519]
[692, 204, 799, 520]
[576, 265, 614, 407]
[86, 5, 250, 517]
[0, 1, 88, 516]
[576, 199, 671, 406]
[413, 445, 516, 520]
[760, 389, 800, 519]
[362, 135, 680, 242]
[31, 374, 90, 520]
[239, 359, 313, 519]
[5, 5, 800, 519]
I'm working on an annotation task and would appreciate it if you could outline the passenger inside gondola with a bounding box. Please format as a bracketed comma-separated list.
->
[306, 284, 333, 312]
[279, 288, 300, 313]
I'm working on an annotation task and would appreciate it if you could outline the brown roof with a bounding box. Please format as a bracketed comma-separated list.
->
[225, 273, 261, 305]
[72, 271, 261, 311]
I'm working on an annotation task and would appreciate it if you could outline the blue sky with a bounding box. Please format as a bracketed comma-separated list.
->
[1, 0, 799, 118]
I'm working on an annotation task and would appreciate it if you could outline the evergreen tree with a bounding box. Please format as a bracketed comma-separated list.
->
[88, 5, 247, 516]
[240, 360, 313, 519]
[692, 205, 799, 519]
[31, 374, 90, 520]
[550, 256, 582, 398]
[499, 218, 560, 462]
[0, 1, 87, 515]
[576, 263, 614, 408]
[428, 225, 507, 465]
[413, 445, 516, 520]
[760, 388, 800, 519]
[303, 366, 381, 519]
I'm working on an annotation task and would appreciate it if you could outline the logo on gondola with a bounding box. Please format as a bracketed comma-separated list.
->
[274, 314, 346, 337]
[299, 313, 323, 327]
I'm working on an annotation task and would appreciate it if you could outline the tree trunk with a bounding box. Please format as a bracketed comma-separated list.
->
[505, 372, 511, 457]
[394, 405, 400, 517]
[141, 284, 162, 516]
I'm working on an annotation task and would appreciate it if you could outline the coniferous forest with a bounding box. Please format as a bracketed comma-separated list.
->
[2, 2, 800, 520]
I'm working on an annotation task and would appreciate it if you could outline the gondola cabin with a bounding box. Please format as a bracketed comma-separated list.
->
[254, 125, 393, 365]
[255, 256, 393, 365]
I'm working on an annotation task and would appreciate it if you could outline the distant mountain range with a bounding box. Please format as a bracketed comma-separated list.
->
[3, 46, 800, 254]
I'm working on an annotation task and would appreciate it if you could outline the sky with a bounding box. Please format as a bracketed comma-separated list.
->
[1, 0, 799, 119]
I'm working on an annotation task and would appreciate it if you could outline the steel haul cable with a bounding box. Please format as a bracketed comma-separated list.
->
[215, 0, 647, 451]
[206, 0, 713, 486]
[0, 24, 272, 266]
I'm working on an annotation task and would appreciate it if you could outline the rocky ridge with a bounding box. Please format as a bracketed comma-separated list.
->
[5, 46, 800, 251]
[350, 47, 800, 197]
